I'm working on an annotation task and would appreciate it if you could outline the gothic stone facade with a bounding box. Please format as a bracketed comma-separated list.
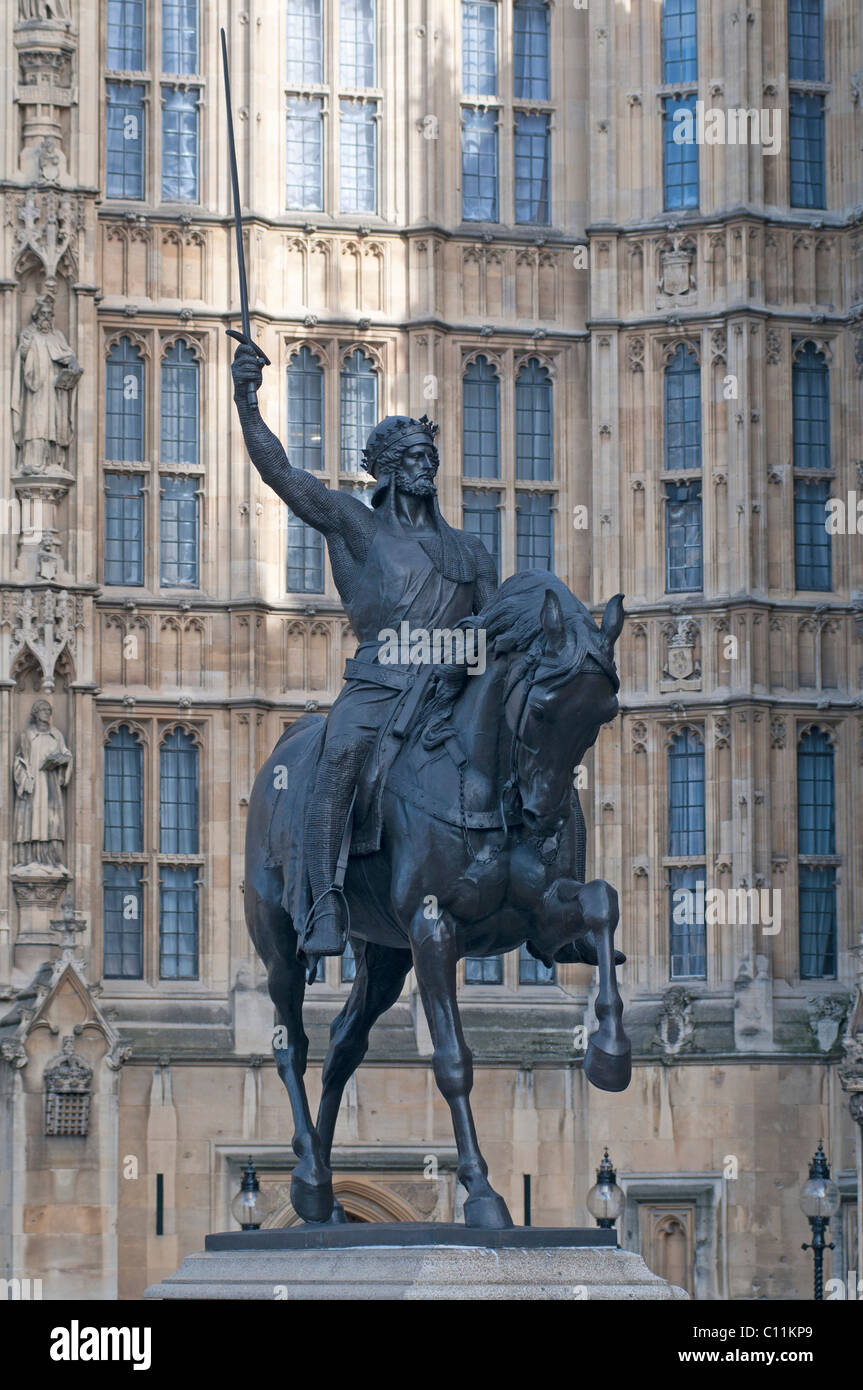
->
[1, 0, 862, 1301]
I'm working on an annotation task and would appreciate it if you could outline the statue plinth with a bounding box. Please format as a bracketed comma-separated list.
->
[143, 1225, 689, 1301]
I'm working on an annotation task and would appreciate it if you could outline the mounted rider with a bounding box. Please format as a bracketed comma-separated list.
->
[231, 342, 499, 976]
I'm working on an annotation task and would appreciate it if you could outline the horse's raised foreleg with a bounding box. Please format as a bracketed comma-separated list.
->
[578, 880, 632, 1093]
[316, 940, 412, 1165]
[410, 906, 513, 1229]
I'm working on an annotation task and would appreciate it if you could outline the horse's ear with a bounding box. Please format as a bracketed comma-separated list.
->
[600, 593, 625, 646]
[540, 589, 566, 656]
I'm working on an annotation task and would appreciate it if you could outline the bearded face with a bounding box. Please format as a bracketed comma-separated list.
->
[391, 443, 439, 497]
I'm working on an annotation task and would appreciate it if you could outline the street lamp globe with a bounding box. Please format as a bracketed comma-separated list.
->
[586, 1148, 624, 1229]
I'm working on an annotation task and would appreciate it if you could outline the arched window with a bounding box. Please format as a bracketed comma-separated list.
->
[340, 349, 377, 474]
[462, 356, 499, 479]
[287, 347, 324, 471]
[160, 729, 199, 855]
[106, 337, 145, 462]
[103, 725, 144, 980]
[104, 726, 143, 853]
[797, 728, 837, 979]
[792, 342, 830, 470]
[661, 0, 697, 85]
[515, 358, 552, 481]
[161, 340, 199, 466]
[667, 729, 706, 980]
[159, 729, 200, 980]
[664, 344, 701, 472]
[513, 0, 549, 101]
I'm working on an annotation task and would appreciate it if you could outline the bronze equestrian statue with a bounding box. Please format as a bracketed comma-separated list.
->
[232, 340, 631, 1230]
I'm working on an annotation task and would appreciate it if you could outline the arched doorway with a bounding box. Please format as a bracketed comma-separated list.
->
[266, 1177, 420, 1227]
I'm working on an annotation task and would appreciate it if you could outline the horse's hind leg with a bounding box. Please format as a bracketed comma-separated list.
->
[247, 872, 334, 1222]
[579, 880, 632, 1093]
[316, 940, 412, 1166]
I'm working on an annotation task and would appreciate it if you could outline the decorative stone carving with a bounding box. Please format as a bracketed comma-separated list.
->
[660, 616, 701, 693]
[11, 291, 82, 475]
[12, 697, 72, 872]
[734, 955, 774, 1053]
[44, 1036, 92, 1137]
[18, 1, 73, 20]
[654, 986, 696, 1057]
[807, 996, 848, 1053]
[626, 335, 645, 372]
[4, 587, 83, 689]
[770, 716, 786, 749]
[10, 189, 83, 283]
[765, 329, 781, 364]
[657, 237, 696, 302]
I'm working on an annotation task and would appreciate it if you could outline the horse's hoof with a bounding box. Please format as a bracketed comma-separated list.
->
[328, 1199, 349, 1224]
[291, 1172, 335, 1224]
[464, 1192, 514, 1229]
[584, 1039, 632, 1093]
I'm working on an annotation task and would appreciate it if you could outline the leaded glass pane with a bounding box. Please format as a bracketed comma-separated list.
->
[663, 96, 699, 211]
[797, 729, 835, 856]
[667, 729, 705, 856]
[514, 112, 550, 225]
[106, 337, 145, 461]
[287, 347, 324, 469]
[103, 864, 144, 979]
[513, 0, 549, 101]
[160, 728, 199, 853]
[106, 83, 145, 199]
[287, 510, 325, 592]
[516, 492, 553, 572]
[461, 108, 498, 222]
[104, 726, 143, 853]
[161, 86, 199, 202]
[162, 0, 199, 73]
[792, 343, 830, 469]
[161, 340, 199, 465]
[665, 480, 702, 592]
[107, 0, 145, 70]
[287, 98, 323, 210]
[286, 0, 323, 85]
[340, 349, 377, 473]
[462, 489, 500, 577]
[462, 1, 497, 96]
[516, 358, 552, 480]
[788, 0, 824, 82]
[789, 93, 825, 209]
[661, 0, 697, 86]
[664, 344, 701, 471]
[798, 865, 836, 979]
[794, 478, 831, 591]
[104, 473, 145, 585]
[465, 955, 504, 984]
[159, 865, 198, 979]
[519, 943, 555, 984]
[160, 477, 199, 588]
[339, 99, 377, 213]
[340, 0, 376, 87]
[669, 866, 706, 980]
[462, 357, 500, 478]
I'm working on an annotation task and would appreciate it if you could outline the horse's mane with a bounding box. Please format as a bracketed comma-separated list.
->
[418, 570, 620, 738]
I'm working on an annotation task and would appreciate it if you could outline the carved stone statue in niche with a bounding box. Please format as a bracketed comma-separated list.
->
[12, 698, 73, 872]
[11, 293, 82, 476]
[18, 0, 72, 22]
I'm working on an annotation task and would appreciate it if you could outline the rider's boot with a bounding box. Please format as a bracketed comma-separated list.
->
[302, 893, 349, 983]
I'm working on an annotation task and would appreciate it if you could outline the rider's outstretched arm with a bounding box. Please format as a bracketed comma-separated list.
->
[232, 341, 355, 535]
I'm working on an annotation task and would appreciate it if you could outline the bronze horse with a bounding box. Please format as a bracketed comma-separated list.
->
[244, 570, 630, 1229]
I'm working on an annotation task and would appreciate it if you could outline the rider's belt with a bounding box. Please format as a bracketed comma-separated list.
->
[343, 657, 411, 690]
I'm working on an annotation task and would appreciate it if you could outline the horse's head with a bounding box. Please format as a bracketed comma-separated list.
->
[499, 579, 624, 838]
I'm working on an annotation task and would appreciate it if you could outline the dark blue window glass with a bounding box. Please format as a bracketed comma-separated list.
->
[665, 480, 702, 592]
[339, 99, 377, 213]
[103, 864, 144, 979]
[663, 96, 699, 211]
[340, 0, 376, 87]
[794, 479, 831, 590]
[341, 939, 357, 982]
[661, 0, 698, 85]
[106, 83, 145, 199]
[104, 473, 145, 585]
[465, 955, 504, 984]
[792, 342, 830, 469]
[516, 492, 553, 572]
[162, 0, 199, 73]
[286, 98, 324, 210]
[161, 340, 199, 465]
[463, 488, 500, 578]
[107, 0, 145, 69]
[669, 865, 706, 979]
[462, 357, 500, 478]
[462, 108, 498, 222]
[340, 349, 377, 473]
[160, 728, 198, 854]
[462, 0, 497, 96]
[104, 726, 143, 853]
[159, 865, 198, 979]
[287, 347, 324, 470]
[668, 728, 705, 856]
[513, 0, 550, 100]
[519, 943, 555, 984]
[788, 0, 824, 81]
[664, 343, 701, 471]
[797, 728, 836, 979]
[516, 358, 552, 481]
[106, 337, 145, 461]
[160, 477, 198, 588]
[287, 510, 325, 593]
[286, 0, 323, 84]
[789, 93, 825, 209]
[514, 112, 550, 225]
[162, 86, 199, 202]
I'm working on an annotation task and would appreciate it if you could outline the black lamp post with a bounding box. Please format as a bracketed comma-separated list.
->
[586, 1147, 623, 1230]
[800, 1141, 840, 1300]
[230, 1156, 274, 1231]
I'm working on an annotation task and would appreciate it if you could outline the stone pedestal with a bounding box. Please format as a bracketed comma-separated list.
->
[143, 1225, 689, 1300]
